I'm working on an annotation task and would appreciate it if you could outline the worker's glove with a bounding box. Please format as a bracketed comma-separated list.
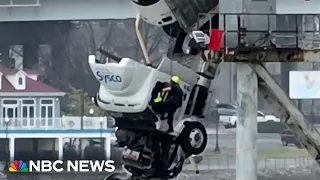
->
[162, 87, 171, 92]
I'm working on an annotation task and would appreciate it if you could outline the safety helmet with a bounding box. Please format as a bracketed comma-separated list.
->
[171, 76, 180, 84]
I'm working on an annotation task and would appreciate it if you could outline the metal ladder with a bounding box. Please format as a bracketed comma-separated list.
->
[248, 63, 320, 166]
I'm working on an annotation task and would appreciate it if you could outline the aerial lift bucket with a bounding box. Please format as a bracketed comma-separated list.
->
[208, 29, 224, 51]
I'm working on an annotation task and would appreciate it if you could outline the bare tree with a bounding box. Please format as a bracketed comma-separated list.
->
[38, 19, 169, 94]
[38, 22, 71, 91]
[63, 86, 105, 116]
[96, 19, 169, 65]
[133, 20, 169, 65]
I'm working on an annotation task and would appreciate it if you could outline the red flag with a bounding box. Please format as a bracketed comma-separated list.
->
[208, 29, 224, 51]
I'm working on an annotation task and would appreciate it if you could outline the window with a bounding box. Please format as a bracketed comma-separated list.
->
[3, 107, 18, 118]
[3, 100, 17, 105]
[22, 107, 28, 117]
[23, 100, 34, 104]
[21, 99, 35, 127]
[41, 106, 46, 117]
[41, 106, 53, 118]
[2, 100, 18, 115]
[18, 77, 23, 85]
[40, 99, 54, 127]
[2, 99, 19, 125]
[257, 112, 265, 117]
[41, 100, 53, 104]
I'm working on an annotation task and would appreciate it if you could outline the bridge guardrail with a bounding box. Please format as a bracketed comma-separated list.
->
[183, 156, 318, 171]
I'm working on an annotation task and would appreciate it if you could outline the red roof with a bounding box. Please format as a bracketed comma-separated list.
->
[0, 65, 64, 94]
[0, 65, 38, 75]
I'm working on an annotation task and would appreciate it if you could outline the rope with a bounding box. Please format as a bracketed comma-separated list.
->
[135, 13, 151, 65]
[135, 12, 177, 81]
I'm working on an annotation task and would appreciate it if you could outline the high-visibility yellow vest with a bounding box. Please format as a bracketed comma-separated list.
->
[153, 91, 168, 103]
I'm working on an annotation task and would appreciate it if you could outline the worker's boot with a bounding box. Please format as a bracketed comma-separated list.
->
[167, 123, 174, 133]
[167, 127, 174, 133]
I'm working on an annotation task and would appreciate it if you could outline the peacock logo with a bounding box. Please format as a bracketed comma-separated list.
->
[9, 160, 29, 172]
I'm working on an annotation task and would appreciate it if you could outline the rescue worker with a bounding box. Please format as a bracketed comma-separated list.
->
[152, 76, 184, 132]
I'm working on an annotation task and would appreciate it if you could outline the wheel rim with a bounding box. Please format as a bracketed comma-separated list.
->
[189, 128, 204, 148]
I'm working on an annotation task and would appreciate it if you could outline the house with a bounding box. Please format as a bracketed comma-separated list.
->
[0, 65, 113, 161]
[0, 65, 65, 129]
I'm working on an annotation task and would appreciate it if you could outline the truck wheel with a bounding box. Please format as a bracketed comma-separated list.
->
[233, 122, 237, 128]
[179, 122, 207, 156]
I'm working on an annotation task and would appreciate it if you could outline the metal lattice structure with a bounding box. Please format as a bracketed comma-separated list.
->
[194, 13, 320, 62]
[197, 13, 320, 167]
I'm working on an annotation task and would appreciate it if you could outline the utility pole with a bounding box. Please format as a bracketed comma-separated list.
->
[5, 117, 9, 168]
[214, 100, 220, 153]
[236, 63, 258, 180]
[81, 90, 84, 130]
[79, 68, 85, 159]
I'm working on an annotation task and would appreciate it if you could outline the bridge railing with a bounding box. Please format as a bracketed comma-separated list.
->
[183, 156, 317, 171]
[195, 13, 320, 62]
[204, 13, 320, 49]
[0, 116, 114, 130]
